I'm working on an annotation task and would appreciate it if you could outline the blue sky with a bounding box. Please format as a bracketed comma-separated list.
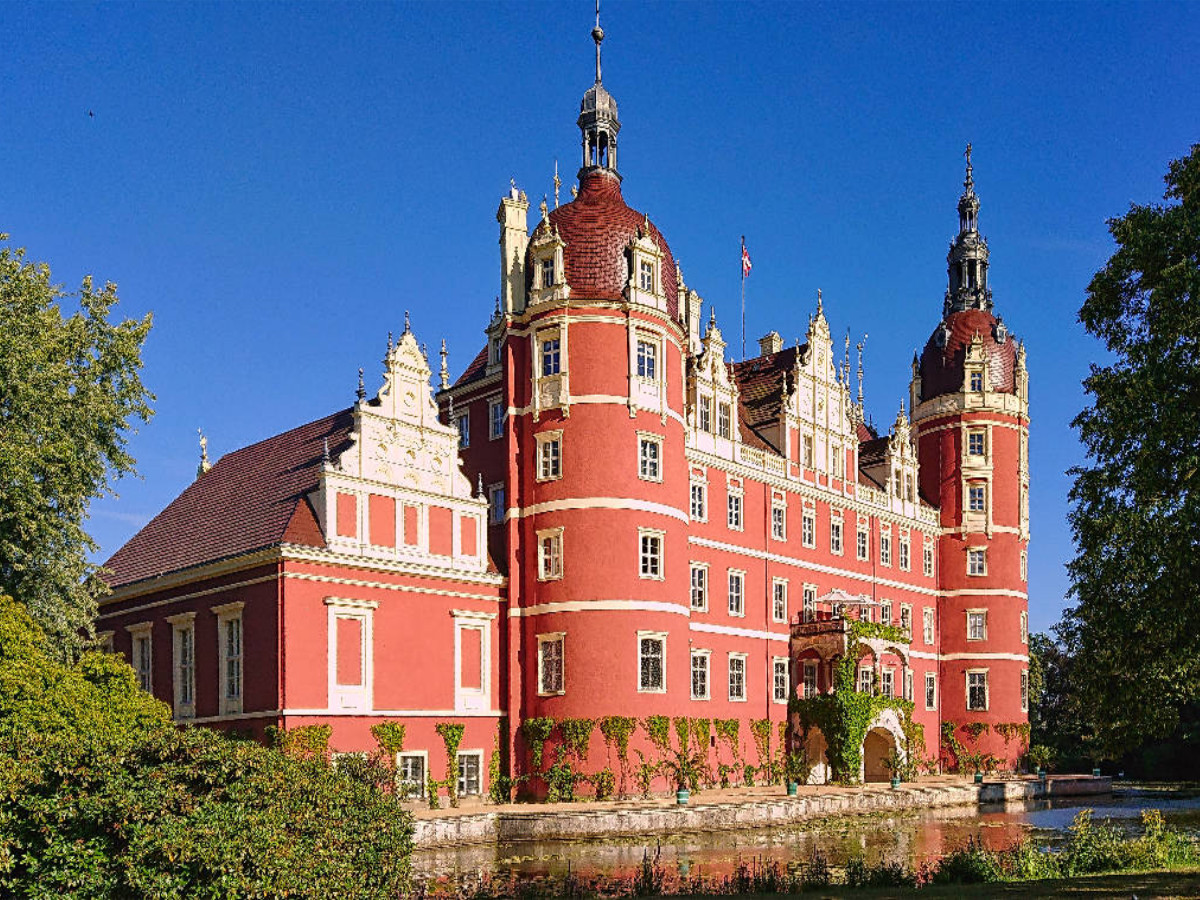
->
[4, 2, 1196, 634]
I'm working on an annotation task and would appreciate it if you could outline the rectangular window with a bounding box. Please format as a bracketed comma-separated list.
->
[880, 531, 891, 566]
[801, 510, 815, 548]
[968, 430, 986, 456]
[881, 601, 892, 626]
[970, 371, 983, 392]
[857, 527, 869, 561]
[639, 530, 664, 580]
[967, 670, 989, 711]
[717, 402, 731, 439]
[1020, 611, 1029, 644]
[541, 257, 555, 287]
[1020, 550, 1028, 581]
[690, 480, 707, 521]
[541, 338, 561, 376]
[488, 483, 505, 525]
[698, 395, 712, 432]
[771, 503, 786, 540]
[538, 633, 565, 695]
[860, 603, 872, 623]
[924, 542, 934, 577]
[690, 564, 708, 611]
[831, 443, 844, 478]
[803, 660, 818, 697]
[803, 434, 814, 469]
[639, 259, 655, 292]
[882, 669, 894, 698]
[176, 623, 195, 715]
[489, 399, 505, 440]
[900, 604, 912, 634]
[727, 570, 744, 617]
[803, 584, 816, 622]
[925, 672, 937, 710]
[1021, 671, 1029, 712]
[967, 548, 986, 575]
[905, 669, 914, 702]
[457, 751, 482, 796]
[967, 610, 987, 641]
[899, 537, 910, 571]
[638, 436, 662, 481]
[638, 634, 666, 692]
[537, 435, 562, 480]
[728, 655, 746, 701]
[968, 484, 986, 512]
[727, 491, 743, 531]
[923, 607, 935, 645]
[538, 529, 563, 580]
[906, 473, 915, 502]
[135, 634, 153, 692]
[456, 413, 470, 448]
[772, 579, 787, 623]
[223, 616, 243, 707]
[690, 651, 710, 700]
[636, 339, 658, 380]
[773, 658, 789, 703]
[859, 668, 874, 694]
[399, 753, 426, 799]
[830, 515, 843, 554]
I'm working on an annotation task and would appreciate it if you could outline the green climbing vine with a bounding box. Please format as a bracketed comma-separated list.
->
[435, 722, 466, 808]
[369, 721, 406, 756]
[642, 715, 671, 758]
[599, 715, 637, 797]
[521, 717, 555, 771]
[559, 718, 595, 763]
[750, 718, 772, 781]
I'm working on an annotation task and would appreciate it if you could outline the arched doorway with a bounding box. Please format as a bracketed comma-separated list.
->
[862, 728, 896, 782]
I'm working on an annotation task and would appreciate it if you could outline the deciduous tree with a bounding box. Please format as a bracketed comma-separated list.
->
[0, 235, 153, 654]
[1062, 145, 1200, 758]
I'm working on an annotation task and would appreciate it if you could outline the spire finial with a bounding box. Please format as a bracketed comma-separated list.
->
[540, 194, 549, 221]
[554, 160, 561, 208]
[476, 473, 485, 498]
[387, 330, 394, 354]
[857, 334, 867, 407]
[357, 367, 365, 401]
[323, 437, 330, 465]
[197, 428, 211, 477]
[816, 288, 823, 316]
[964, 142, 974, 191]
[592, 0, 604, 83]
[439, 339, 449, 390]
[404, 310, 411, 334]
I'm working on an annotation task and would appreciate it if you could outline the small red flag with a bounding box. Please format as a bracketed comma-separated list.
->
[742, 242, 752, 277]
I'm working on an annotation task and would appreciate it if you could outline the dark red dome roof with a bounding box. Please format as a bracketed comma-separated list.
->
[918, 308, 1016, 401]
[532, 170, 680, 321]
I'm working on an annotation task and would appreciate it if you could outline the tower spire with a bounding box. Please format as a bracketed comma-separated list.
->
[577, 1, 620, 178]
[593, 0, 603, 84]
[944, 144, 992, 315]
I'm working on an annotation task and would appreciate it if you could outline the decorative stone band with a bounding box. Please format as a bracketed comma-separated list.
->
[510, 599, 690, 617]
[689, 621, 789, 643]
[939, 652, 1029, 662]
[507, 393, 687, 427]
[506, 496, 689, 523]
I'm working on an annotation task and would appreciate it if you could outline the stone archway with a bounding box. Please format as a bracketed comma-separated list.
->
[860, 707, 906, 783]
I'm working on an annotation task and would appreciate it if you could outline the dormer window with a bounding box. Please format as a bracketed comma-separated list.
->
[970, 371, 983, 392]
[639, 259, 655, 292]
[541, 257, 556, 288]
[717, 402, 731, 439]
[698, 395, 712, 432]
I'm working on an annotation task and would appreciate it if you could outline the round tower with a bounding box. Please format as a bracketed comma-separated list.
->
[505, 17, 691, 780]
[910, 146, 1031, 771]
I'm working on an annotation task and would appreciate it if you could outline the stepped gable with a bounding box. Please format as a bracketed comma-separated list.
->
[919, 308, 1016, 400]
[103, 409, 355, 588]
[536, 170, 680, 320]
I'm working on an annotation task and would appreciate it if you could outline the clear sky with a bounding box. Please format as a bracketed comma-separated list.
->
[4, 2, 1197, 634]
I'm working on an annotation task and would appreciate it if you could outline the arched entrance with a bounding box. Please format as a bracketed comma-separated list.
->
[860, 707, 906, 783]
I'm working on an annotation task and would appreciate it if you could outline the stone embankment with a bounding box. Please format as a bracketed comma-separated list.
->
[413, 776, 1111, 849]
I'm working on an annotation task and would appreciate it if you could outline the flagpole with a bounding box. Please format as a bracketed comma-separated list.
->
[740, 235, 746, 361]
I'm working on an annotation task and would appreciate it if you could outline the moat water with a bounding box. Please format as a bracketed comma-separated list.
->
[412, 786, 1200, 883]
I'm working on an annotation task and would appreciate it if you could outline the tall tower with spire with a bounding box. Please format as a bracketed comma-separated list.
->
[911, 148, 1031, 770]
[578, 3, 620, 179]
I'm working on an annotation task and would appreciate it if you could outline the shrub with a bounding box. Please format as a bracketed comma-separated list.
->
[370, 721, 407, 756]
[1062, 809, 1133, 874]
[592, 767, 616, 801]
[927, 836, 1004, 884]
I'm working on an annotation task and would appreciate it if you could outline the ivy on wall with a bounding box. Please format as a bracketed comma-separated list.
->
[599, 716, 637, 797]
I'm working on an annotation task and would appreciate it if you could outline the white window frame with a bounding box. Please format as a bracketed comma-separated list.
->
[966, 609, 987, 641]
[638, 258, 656, 293]
[923, 607, 935, 645]
[637, 432, 663, 482]
[803, 660, 819, 698]
[968, 483, 986, 513]
[967, 547, 987, 576]
[489, 398, 505, 440]
[802, 584, 817, 623]
[455, 410, 470, 448]
[899, 603, 912, 635]
[212, 601, 245, 716]
[728, 653, 747, 702]
[537, 631, 566, 696]
[771, 578, 788, 623]
[452, 609, 495, 713]
[924, 541, 935, 577]
[457, 749, 484, 796]
[637, 631, 667, 693]
[772, 657, 789, 704]
[717, 401, 732, 439]
[690, 649, 710, 700]
[1021, 670, 1029, 713]
[969, 370, 984, 392]
[126, 621, 153, 694]
[858, 667, 874, 694]
[899, 536, 911, 571]
[166, 612, 197, 720]
[535, 431, 563, 481]
[698, 394, 712, 432]
[537, 527, 564, 581]
[541, 336, 562, 376]
[727, 569, 745, 618]
[398, 751, 429, 799]
[857, 525, 869, 561]
[881, 600, 893, 626]
[967, 429, 987, 458]
[771, 499, 786, 541]
[1020, 611, 1029, 644]
[1020, 550, 1028, 581]
[727, 489, 743, 531]
[325, 598, 377, 713]
[904, 669, 914, 702]
[830, 512, 843, 555]
[801, 508, 815, 548]
[966, 669, 989, 711]
[882, 668, 894, 698]
[880, 529, 892, 566]
[802, 433, 814, 469]
[638, 527, 665, 580]
[690, 563, 709, 612]
[690, 478, 707, 522]
[925, 672, 937, 711]
[635, 337, 659, 381]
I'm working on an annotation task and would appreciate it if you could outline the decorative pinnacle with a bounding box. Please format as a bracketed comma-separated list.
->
[322, 437, 330, 464]
[404, 310, 411, 334]
[540, 195, 549, 221]
[387, 330, 394, 354]
[964, 142, 974, 192]
[439, 339, 449, 390]
[554, 160, 561, 208]
[357, 367, 365, 401]
[197, 428, 211, 477]
[476, 473, 485, 498]
[592, 0, 604, 83]
[816, 288, 823, 316]
[857, 335, 867, 406]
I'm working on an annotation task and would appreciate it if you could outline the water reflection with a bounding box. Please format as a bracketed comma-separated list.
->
[412, 788, 1200, 882]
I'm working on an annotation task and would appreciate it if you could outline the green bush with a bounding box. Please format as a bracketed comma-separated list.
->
[0, 595, 414, 898]
[927, 836, 1004, 884]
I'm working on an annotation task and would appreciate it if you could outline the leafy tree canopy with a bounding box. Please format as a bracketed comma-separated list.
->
[0, 235, 153, 655]
[1062, 145, 1200, 758]
[0, 594, 414, 897]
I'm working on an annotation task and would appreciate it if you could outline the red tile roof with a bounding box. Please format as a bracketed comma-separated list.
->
[919, 309, 1016, 401]
[452, 346, 489, 389]
[730, 346, 802, 454]
[537, 170, 680, 320]
[103, 409, 355, 589]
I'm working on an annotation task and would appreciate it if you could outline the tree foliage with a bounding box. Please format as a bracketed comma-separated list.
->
[1062, 145, 1200, 758]
[0, 595, 414, 897]
[0, 235, 153, 654]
